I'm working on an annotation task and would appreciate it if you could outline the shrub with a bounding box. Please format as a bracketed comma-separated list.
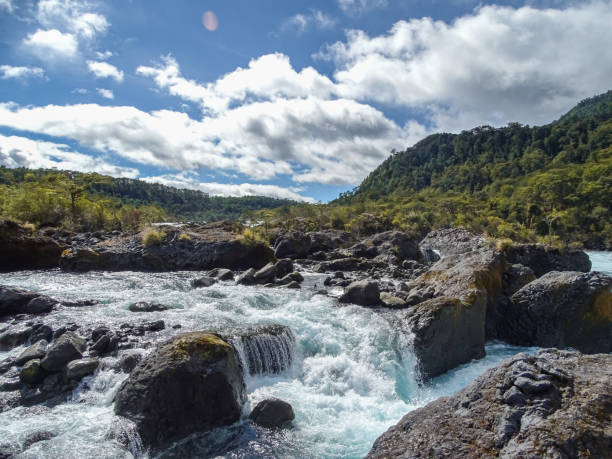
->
[142, 228, 166, 247]
[240, 227, 267, 246]
[495, 238, 514, 251]
[178, 232, 191, 241]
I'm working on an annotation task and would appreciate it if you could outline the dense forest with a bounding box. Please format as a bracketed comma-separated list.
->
[249, 91, 611, 249]
[0, 167, 295, 231]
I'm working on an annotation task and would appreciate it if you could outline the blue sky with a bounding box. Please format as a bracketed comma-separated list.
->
[0, 0, 611, 202]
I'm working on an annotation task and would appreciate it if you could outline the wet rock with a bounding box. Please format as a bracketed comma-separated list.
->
[500, 271, 612, 353]
[91, 326, 110, 342]
[90, 334, 111, 355]
[65, 358, 99, 380]
[380, 293, 407, 309]
[339, 281, 380, 306]
[23, 430, 55, 449]
[117, 353, 142, 373]
[0, 286, 38, 316]
[15, 340, 48, 366]
[0, 326, 33, 351]
[277, 272, 304, 285]
[114, 332, 246, 448]
[253, 263, 277, 284]
[143, 320, 165, 332]
[128, 302, 172, 313]
[503, 244, 591, 277]
[30, 324, 53, 343]
[274, 259, 294, 279]
[250, 398, 295, 428]
[25, 296, 57, 314]
[367, 349, 612, 459]
[40, 331, 86, 372]
[283, 281, 301, 289]
[236, 268, 256, 285]
[20, 359, 46, 385]
[190, 276, 217, 288]
[212, 268, 234, 281]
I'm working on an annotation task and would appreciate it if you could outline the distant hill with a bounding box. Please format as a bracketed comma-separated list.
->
[0, 167, 295, 229]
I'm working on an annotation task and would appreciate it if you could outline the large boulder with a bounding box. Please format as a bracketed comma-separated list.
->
[391, 296, 486, 380]
[503, 244, 591, 277]
[339, 281, 380, 306]
[367, 349, 612, 458]
[60, 222, 274, 272]
[0, 286, 56, 317]
[419, 227, 493, 258]
[274, 232, 312, 259]
[0, 220, 68, 271]
[498, 271, 612, 353]
[114, 332, 246, 448]
[249, 398, 295, 428]
[15, 340, 48, 366]
[366, 231, 421, 262]
[40, 331, 86, 372]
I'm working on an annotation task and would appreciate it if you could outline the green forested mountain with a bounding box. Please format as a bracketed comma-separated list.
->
[254, 91, 611, 248]
[0, 167, 295, 230]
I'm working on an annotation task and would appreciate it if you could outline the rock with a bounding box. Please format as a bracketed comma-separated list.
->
[380, 293, 407, 308]
[419, 227, 493, 258]
[274, 232, 312, 259]
[143, 320, 165, 332]
[253, 262, 277, 284]
[30, 324, 53, 344]
[308, 230, 353, 253]
[0, 326, 32, 351]
[283, 281, 301, 289]
[0, 220, 68, 270]
[325, 257, 364, 272]
[24, 296, 57, 314]
[91, 326, 110, 341]
[23, 430, 55, 449]
[128, 302, 172, 313]
[503, 244, 591, 277]
[344, 242, 379, 259]
[502, 264, 536, 296]
[59, 222, 274, 272]
[277, 272, 304, 285]
[190, 276, 217, 288]
[339, 281, 380, 306]
[15, 340, 48, 366]
[236, 268, 256, 285]
[117, 353, 142, 373]
[367, 349, 612, 459]
[499, 271, 612, 353]
[65, 358, 99, 380]
[40, 331, 86, 372]
[366, 231, 421, 262]
[249, 398, 295, 428]
[215, 268, 235, 281]
[0, 286, 38, 316]
[114, 332, 246, 448]
[20, 359, 46, 385]
[274, 259, 294, 279]
[395, 296, 487, 380]
[90, 334, 111, 354]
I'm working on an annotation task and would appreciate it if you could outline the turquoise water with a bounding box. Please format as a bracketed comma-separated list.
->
[0, 251, 608, 458]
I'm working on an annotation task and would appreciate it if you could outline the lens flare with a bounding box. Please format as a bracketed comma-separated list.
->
[202, 11, 219, 31]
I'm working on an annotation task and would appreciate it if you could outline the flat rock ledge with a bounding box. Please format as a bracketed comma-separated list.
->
[367, 349, 612, 459]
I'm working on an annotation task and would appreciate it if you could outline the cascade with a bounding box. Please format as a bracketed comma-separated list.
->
[230, 325, 296, 375]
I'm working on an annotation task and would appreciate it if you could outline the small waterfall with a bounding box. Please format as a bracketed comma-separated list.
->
[419, 247, 441, 263]
[230, 325, 296, 376]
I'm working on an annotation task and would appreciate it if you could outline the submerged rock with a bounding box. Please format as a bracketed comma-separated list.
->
[228, 325, 295, 376]
[250, 398, 295, 428]
[500, 271, 612, 353]
[190, 276, 217, 288]
[65, 358, 99, 380]
[128, 302, 172, 313]
[114, 332, 246, 448]
[367, 349, 612, 458]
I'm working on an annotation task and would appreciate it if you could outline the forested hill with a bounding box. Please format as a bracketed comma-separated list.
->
[0, 167, 296, 228]
[347, 90, 611, 200]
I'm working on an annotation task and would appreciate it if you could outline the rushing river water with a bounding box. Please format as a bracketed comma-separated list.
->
[0, 252, 609, 458]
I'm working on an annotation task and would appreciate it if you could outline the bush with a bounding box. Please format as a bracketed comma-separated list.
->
[495, 238, 514, 251]
[240, 227, 267, 246]
[142, 228, 166, 247]
[178, 232, 191, 241]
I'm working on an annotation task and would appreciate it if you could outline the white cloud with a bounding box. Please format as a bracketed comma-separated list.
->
[96, 88, 114, 99]
[23, 29, 78, 60]
[282, 10, 336, 35]
[337, 0, 388, 14]
[95, 50, 113, 60]
[138, 53, 336, 114]
[0, 65, 45, 80]
[0, 134, 139, 178]
[321, 1, 612, 130]
[72, 88, 88, 94]
[142, 172, 316, 202]
[0, 0, 13, 13]
[36, 0, 108, 39]
[87, 60, 124, 82]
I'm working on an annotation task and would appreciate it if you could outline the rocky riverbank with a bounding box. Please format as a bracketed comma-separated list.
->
[0, 223, 610, 456]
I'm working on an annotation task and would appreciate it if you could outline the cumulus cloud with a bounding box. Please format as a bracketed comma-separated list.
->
[142, 172, 316, 202]
[320, 1, 612, 130]
[0, 65, 45, 80]
[23, 29, 78, 60]
[96, 88, 114, 99]
[281, 9, 336, 35]
[0, 134, 139, 178]
[87, 60, 124, 82]
[95, 50, 113, 60]
[337, 0, 388, 14]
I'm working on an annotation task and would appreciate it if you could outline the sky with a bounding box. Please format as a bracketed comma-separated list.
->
[0, 0, 611, 203]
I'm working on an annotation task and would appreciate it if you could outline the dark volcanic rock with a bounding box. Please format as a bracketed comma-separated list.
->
[503, 244, 591, 277]
[0, 286, 59, 317]
[339, 281, 380, 306]
[190, 276, 217, 288]
[274, 259, 294, 279]
[15, 340, 48, 366]
[114, 332, 246, 448]
[367, 349, 612, 459]
[128, 302, 172, 313]
[0, 220, 68, 271]
[65, 358, 99, 380]
[24, 296, 57, 314]
[499, 271, 612, 353]
[40, 331, 86, 372]
[236, 268, 256, 285]
[250, 398, 295, 428]
[59, 222, 274, 272]
[0, 326, 33, 351]
[253, 262, 277, 284]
